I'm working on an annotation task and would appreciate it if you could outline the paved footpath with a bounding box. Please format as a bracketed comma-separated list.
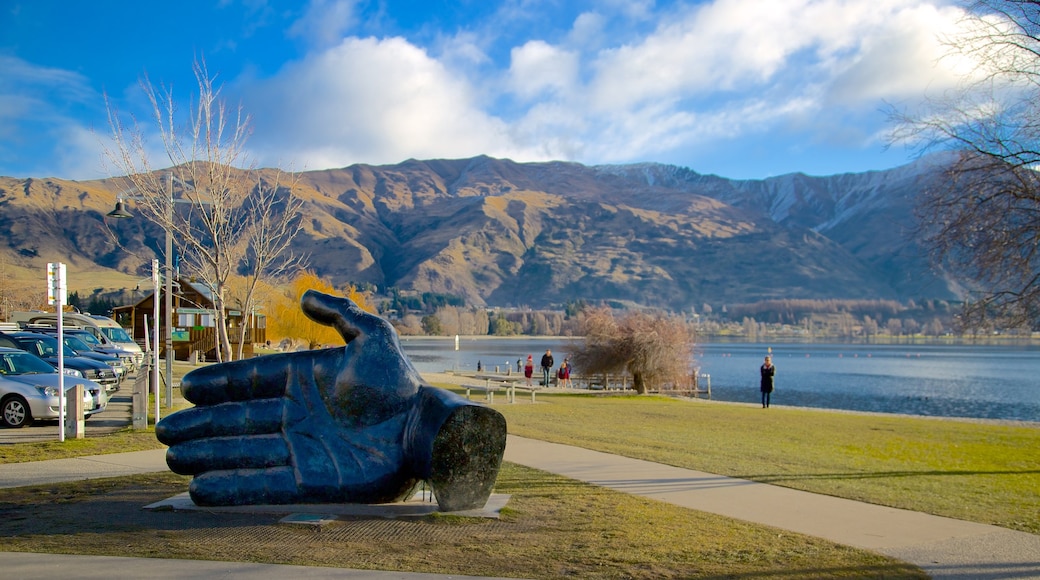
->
[2, 436, 1038, 579]
[504, 436, 1040, 580]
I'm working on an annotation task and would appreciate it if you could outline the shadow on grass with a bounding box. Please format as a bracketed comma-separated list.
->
[0, 470, 929, 579]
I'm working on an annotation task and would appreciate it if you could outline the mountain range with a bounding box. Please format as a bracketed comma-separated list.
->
[0, 155, 957, 311]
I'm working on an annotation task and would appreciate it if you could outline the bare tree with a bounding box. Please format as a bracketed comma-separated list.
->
[571, 307, 695, 394]
[233, 169, 304, 359]
[890, 1, 1040, 329]
[104, 60, 303, 361]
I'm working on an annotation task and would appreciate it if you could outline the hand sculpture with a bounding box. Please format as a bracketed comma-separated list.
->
[156, 290, 507, 512]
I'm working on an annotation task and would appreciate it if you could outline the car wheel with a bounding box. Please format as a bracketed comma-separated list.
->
[1, 395, 33, 428]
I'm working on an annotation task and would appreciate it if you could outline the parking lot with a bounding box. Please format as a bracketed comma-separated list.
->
[0, 390, 134, 444]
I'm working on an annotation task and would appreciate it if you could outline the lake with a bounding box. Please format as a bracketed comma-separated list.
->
[399, 337, 1040, 423]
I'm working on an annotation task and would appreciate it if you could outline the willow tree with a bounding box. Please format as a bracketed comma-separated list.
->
[104, 60, 303, 361]
[571, 306, 695, 394]
[269, 271, 374, 348]
[891, 1, 1040, 330]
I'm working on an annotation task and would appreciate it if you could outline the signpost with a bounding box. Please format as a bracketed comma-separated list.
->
[46, 262, 67, 442]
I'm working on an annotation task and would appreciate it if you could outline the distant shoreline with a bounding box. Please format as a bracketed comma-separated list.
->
[421, 370, 1040, 429]
[400, 334, 1040, 347]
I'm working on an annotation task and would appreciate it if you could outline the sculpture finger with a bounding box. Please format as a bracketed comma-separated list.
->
[166, 434, 290, 475]
[155, 399, 283, 445]
[189, 466, 301, 506]
[301, 290, 388, 343]
[301, 290, 424, 399]
[179, 356, 294, 406]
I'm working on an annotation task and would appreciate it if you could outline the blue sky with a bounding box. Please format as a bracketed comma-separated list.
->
[1, 0, 977, 181]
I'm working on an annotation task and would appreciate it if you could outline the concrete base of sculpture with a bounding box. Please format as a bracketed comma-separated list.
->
[144, 490, 511, 520]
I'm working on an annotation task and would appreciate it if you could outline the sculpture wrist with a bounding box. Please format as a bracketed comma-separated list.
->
[405, 386, 507, 511]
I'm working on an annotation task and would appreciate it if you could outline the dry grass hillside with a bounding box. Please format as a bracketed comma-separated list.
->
[0, 156, 956, 310]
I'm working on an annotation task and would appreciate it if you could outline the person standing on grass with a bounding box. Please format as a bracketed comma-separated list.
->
[760, 355, 775, 408]
[540, 349, 554, 387]
[558, 359, 572, 388]
[524, 355, 534, 386]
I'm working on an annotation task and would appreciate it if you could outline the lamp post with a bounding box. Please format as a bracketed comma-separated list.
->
[107, 173, 176, 409]
[150, 259, 161, 423]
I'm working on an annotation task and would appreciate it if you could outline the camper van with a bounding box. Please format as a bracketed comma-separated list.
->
[9, 312, 144, 372]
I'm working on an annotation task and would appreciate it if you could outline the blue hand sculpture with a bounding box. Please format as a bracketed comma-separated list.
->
[155, 290, 507, 512]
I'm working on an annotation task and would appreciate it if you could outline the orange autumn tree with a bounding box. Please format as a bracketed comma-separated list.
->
[268, 270, 374, 349]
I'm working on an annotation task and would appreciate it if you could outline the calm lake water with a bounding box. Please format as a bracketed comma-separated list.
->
[399, 337, 1040, 423]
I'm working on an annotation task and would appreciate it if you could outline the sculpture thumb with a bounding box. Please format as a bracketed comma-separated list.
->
[300, 290, 380, 342]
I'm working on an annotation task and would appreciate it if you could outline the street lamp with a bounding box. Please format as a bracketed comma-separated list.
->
[107, 173, 178, 409]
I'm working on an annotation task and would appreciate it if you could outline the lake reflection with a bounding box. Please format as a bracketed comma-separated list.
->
[400, 337, 1040, 423]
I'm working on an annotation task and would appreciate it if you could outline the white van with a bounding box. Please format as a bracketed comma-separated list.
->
[10, 312, 145, 372]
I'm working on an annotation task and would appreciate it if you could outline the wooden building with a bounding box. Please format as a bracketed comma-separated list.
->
[112, 279, 266, 361]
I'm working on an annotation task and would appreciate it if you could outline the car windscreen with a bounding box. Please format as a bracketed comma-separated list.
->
[0, 351, 57, 374]
[63, 336, 94, 353]
[71, 332, 101, 347]
[100, 326, 134, 343]
[23, 335, 78, 358]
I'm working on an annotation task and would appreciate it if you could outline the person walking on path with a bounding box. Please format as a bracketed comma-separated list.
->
[540, 349, 554, 387]
[524, 355, 534, 386]
[760, 355, 775, 408]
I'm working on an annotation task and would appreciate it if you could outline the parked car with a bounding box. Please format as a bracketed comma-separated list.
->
[37, 327, 139, 376]
[2, 332, 120, 393]
[10, 312, 144, 371]
[0, 347, 105, 428]
[35, 330, 127, 384]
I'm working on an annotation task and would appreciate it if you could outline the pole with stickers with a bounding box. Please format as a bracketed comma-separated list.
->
[47, 262, 67, 441]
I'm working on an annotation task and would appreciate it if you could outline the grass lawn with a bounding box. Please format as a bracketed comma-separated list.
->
[0, 427, 165, 463]
[480, 391, 1040, 535]
[2, 381, 1035, 577]
[0, 466, 924, 579]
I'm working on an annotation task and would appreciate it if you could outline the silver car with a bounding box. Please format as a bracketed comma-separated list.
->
[0, 347, 105, 428]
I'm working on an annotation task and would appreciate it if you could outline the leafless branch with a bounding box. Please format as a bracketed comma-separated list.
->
[102, 58, 304, 361]
[890, 1, 1040, 330]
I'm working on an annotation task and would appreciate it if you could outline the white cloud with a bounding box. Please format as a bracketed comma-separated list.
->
[0, 57, 109, 179]
[224, 0, 1009, 176]
[240, 36, 546, 169]
[287, 0, 361, 49]
[56, 125, 113, 179]
[3, 0, 998, 181]
[568, 12, 607, 48]
[584, 0, 886, 113]
[509, 41, 579, 100]
[228, 0, 981, 173]
[497, 0, 976, 164]
[437, 31, 492, 68]
[823, 3, 970, 104]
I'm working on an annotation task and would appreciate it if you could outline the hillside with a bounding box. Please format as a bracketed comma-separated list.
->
[0, 156, 957, 311]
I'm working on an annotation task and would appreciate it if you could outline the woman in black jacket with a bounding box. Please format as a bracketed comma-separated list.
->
[760, 355, 775, 408]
